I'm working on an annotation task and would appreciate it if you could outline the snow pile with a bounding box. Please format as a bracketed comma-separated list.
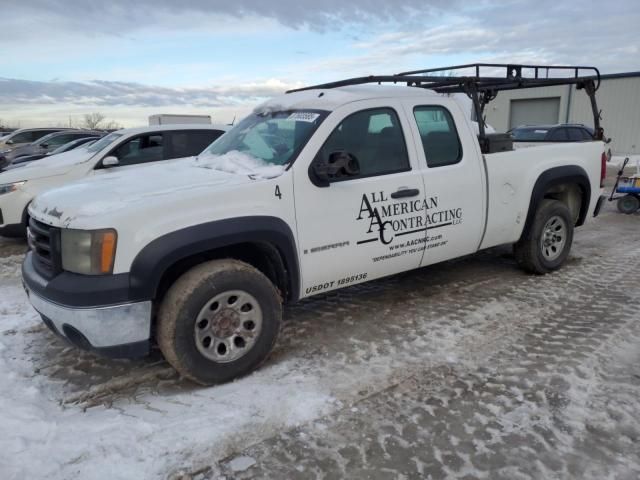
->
[253, 102, 286, 116]
[196, 150, 286, 179]
[0, 254, 22, 280]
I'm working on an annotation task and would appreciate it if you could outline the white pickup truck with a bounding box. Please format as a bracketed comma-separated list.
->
[22, 64, 608, 385]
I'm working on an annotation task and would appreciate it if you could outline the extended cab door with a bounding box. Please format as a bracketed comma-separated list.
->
[292, 100, 428, 298]
[400, 97, 486, 266]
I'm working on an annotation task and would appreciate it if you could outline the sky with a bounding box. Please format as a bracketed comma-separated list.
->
[1, 0, 639, 128]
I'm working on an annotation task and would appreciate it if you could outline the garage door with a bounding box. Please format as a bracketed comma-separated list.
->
[509, 97, 560, 129]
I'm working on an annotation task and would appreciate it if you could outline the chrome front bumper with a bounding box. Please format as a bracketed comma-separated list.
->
[26, 287, 152, 357]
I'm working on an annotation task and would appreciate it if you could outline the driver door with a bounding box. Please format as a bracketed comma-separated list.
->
[293, 100, 428, 298]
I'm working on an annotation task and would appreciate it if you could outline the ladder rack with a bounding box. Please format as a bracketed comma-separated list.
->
[287, 63, 604, 146]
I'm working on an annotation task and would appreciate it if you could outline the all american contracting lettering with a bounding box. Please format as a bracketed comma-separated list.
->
[356, 191, 462, 245]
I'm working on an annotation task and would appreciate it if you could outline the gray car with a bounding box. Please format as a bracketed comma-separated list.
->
[0, 130, 103, 169]
[6, 135, 103, 169]
[0, 127, 72, 152]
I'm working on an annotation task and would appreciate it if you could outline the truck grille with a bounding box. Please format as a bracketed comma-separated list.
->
[28, 218, 62, 278]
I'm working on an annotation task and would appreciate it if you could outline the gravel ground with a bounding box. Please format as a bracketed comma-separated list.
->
[0, 188, 638, 479]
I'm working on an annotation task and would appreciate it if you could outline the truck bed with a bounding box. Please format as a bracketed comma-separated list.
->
[480, 141, 604, 250]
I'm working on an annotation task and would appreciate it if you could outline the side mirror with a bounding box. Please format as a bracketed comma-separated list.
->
[310, 151, 360, 187]
[41, 143, 49, 149]
[328, 151, 360, 177]
[6, 140, 13, 145]
[102, 155, 119, 168]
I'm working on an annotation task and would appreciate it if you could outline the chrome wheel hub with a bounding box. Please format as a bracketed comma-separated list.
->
[540, 215, 567, 261]
[194, 290, 262, 363]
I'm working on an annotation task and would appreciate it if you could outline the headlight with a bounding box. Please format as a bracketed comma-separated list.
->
[0, 181, 26, 195]
[61, 229, 117, 275]
[0, 148, 13, 154]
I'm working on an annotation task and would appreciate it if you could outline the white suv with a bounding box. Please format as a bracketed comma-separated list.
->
[0, 124, 228, 236]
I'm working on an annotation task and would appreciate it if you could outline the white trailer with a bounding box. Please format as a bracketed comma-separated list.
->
[148, 114, 212, 125]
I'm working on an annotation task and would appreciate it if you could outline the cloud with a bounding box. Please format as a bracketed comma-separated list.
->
[2, 0, 457, 41]
[4, 0, 638, 73]
[296, 3, 640, 77]
[0, 78, 302, 108]
[1, 0, 638, 127]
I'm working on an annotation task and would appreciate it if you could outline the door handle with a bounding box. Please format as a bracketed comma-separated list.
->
[390, 188, 420, 199]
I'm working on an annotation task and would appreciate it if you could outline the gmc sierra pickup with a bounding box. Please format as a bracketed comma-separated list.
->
[21, 64, 608, 385]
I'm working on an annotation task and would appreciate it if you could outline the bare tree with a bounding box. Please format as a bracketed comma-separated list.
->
[0, 118, 20, 129]
[102, 120, 123, 130]
[83, 112, 106, 129]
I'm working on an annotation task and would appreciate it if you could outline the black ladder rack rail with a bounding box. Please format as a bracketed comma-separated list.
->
[287, 63, 604, 151]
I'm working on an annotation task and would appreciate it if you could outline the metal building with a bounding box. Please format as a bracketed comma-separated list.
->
[484, 71, 640, 155]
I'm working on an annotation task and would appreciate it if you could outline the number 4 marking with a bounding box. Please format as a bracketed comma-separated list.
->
[275, 185, 282, 200]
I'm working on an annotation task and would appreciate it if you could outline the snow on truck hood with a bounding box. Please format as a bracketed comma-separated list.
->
[196, 150, 286, 179]
[29, 154, 279, 227]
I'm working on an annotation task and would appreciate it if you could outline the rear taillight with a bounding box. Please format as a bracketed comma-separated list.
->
[600, 151, 607, 188]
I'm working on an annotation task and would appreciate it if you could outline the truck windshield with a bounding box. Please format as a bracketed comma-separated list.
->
[203, 110, 328, 167]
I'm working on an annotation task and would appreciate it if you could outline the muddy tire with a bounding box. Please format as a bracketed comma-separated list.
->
[617, 195, 640, 214]
[157, 259, 282, 385]
[514, 199, 574, 275]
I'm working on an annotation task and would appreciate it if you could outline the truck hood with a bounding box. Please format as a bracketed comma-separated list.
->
[0, 148, 92, 182]
[29, 157, 262, 227]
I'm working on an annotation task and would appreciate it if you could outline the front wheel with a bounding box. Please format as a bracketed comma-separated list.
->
[157, 259, 282, 385]
[514, 199, 574, 274]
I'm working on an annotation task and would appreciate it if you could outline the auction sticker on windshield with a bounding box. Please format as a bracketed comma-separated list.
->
[287, 112, 321, 123]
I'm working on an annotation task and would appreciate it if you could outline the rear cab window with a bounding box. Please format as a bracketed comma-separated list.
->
[413, 106, 462, 168]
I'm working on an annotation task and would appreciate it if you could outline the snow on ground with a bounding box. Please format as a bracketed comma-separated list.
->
[0, 245, 467, 479]
[0, 238, 534, 479]
[1, 204, 639, 479]
[0, 257, 334, 479]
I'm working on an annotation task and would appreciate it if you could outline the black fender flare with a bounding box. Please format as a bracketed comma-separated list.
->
[129, 216, 300, 302]
[522, 165, 591, 239]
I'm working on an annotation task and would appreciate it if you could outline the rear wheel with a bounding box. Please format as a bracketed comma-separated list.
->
[514, 199, 574, 274]
[617, 194, 640, 214]
[157, 259, 282, 385]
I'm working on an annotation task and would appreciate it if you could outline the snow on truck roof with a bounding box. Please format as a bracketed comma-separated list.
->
[255, 85, 439, 113]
